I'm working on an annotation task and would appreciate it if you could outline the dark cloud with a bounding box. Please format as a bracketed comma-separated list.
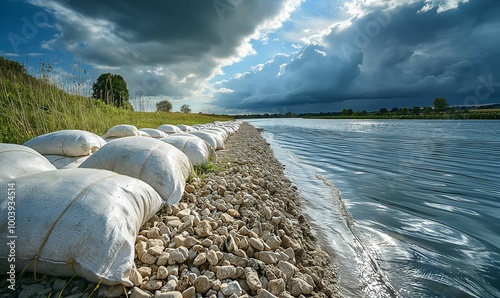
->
[214, 0, 500, 112]
[29, 0, 297, 99]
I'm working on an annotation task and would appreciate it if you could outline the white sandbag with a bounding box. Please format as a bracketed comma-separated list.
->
[44, 154, 90, 169]
[188, 131, 219, 150]
[204, 127, 229, 140]
[200, 129, 226, 149]
[0, 144, 56, 181]
[23, 130, 106, 157]
[160, 135, 216, 166]
[177, 124, 194, 132]
[157, 124, 182, 134]
[102, 124, 141, 139]
[138, 131, 152, 138]
[139, 128, 168, 138]
[79, 137, 192, 204]
[0, 169, 163, 286]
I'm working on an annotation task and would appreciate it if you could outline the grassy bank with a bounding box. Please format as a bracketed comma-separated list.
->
[0, 57, 232, 144]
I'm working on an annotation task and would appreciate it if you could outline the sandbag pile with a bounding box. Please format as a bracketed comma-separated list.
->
[22, 130, 106, 169]
[158, 124, 182, 134]
[79, 137, 192, 204]
[102, 124, 143, 142]
[0, 143, 56, 181]
[160, 134, 217, 166]
[0, 120, 240, 288]
[139, 128, 168, 139]
[0, 169, 163, 286]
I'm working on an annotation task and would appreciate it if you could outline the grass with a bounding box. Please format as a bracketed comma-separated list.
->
[0, 57, 233, 144]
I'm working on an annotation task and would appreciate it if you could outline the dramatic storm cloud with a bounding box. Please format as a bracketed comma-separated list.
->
[24, 0, 301, 106]
[1, 0, 499, 113]
[214, 0, 500, 112]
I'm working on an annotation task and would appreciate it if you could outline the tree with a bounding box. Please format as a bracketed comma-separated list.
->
[92, 73, 130, 108]
[379, 108, 388, 114]
[390, 107, 399, 113]
[411, 106, 421, 115]
[156, 100, 172, 112]
[433, 97, 449, 112]
[422, 106, 433, 115]
[341, 108, 353, 116]
[180, 104, 191, 113]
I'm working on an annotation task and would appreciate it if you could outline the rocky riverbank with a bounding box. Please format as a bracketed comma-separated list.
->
[1, 122, 341, 298]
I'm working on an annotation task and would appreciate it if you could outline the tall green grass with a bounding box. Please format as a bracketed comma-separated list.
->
[0, 57, 232, 144]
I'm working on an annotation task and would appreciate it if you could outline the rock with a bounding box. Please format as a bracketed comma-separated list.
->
[288, 278, 313, 296]
[193, 275, 212, 294]
[176, 275, 190, 292]
[98, 284, 124, 297]
[155, 291, 183, 298]
[19, 284, 46, 298]
[141, 252, 157, 265]
[173, 235, 186, 247]
[181, 286, 196, 298]
[130, 268, 144, 286]
[277, 261, 298, 280]
[130, 286, 152, 298]
[223, 253, 248, 267]
[52, 278, 67, 291]
[226, 209, 240, 217]
[169, 249, 188, 264]
[141, 280, 163, 291]
[157, 252, 170, 266]
[168, 220, 183, 228]
[161, 280, 178, 292]
[193, 252, 207, 266]
[138, 266, 153, 277]
[207, 249, 219, 265]
[221, 280, 243, 296]
[254, 251, 278, 264]
[167, 265, 179, 277]
[257, 289, 278, 298]
[225, 234, 238, 253]
[157, 266, 169, 280]
[201, 238, 213, 247]
[177, 208, 191, 218]
[148, 245, 164, 256]
[263, 206, 272, 220]
[281, 235, 302, 252]
[249, 237, 264, 251]
[265, 236, 282, 250]
[147, 239, 165, 247]
[245, 267, 262, 291]
[247, 258, 265, 271]
[185, 184, 196, 193]
[221, 213, 234, 223]
[185, 236, 200, 248]
[195, 220, 213, 237]
[267, 278, 285, 296]
[216, 265, 237, 280]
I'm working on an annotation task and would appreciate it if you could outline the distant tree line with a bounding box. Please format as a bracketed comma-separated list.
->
[235, 98, 500, 120]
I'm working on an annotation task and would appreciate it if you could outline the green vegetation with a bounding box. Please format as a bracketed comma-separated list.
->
[236, 97, 500, 120]
[180, 104, 192, 114]
[156, 100, 173, 112]
[92, 73, 132, 110]
[0, 57, 232, 144]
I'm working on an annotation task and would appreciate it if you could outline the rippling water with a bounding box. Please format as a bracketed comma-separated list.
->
[246, 119, 500, 298]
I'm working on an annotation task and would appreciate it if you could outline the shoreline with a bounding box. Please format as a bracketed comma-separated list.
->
[0, 122, 341, 297]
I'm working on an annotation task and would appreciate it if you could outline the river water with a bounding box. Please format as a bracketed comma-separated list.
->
[246, 119, 500, 298]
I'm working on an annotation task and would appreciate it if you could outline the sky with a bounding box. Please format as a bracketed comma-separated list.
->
[1, 0, 499, 114]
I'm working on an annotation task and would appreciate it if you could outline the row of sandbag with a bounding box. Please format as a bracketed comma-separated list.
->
[0, 121, 240, 286]
[24, 122, 238, 168]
